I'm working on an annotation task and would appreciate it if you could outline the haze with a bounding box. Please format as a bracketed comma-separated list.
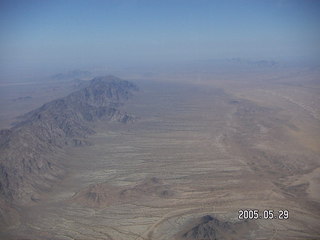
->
[1, 0, 320, 80]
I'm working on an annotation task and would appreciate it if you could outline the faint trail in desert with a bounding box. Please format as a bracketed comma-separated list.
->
[132, 207, 206, 240]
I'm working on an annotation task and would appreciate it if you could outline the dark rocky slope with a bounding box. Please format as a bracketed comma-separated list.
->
[0, 76, 138, 204]
[181, 215, 257, 240]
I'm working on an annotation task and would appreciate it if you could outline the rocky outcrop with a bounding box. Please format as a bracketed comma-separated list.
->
[72, 177, 173, 208]
[0, 76, 138, 204]
[181, 215, 256, 240]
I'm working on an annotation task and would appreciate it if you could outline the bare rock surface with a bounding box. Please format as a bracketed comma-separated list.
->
[0, 76, 138, 204]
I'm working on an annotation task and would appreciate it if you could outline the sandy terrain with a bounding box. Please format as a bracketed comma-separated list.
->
[0, 72, 319, 239]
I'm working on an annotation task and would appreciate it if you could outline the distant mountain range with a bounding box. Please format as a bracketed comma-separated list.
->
[0, 76, 138, 204]
[198, 58, 278, 67]
[226, 58, 277, 67]
[51, 70, 92, 80]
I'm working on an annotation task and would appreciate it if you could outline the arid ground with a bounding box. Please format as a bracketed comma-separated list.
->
[0, 69, 319, 239]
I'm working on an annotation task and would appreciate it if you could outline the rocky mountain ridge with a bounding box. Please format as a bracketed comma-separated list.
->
[0, 75, 138, 204]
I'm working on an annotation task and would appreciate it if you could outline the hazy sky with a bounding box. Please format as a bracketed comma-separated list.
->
[1, 0, 319, 79]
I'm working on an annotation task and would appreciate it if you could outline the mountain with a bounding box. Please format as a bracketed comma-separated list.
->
[0, 76, 138, 204]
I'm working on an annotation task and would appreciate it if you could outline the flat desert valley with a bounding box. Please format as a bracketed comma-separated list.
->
[0, 69, 319, 240]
